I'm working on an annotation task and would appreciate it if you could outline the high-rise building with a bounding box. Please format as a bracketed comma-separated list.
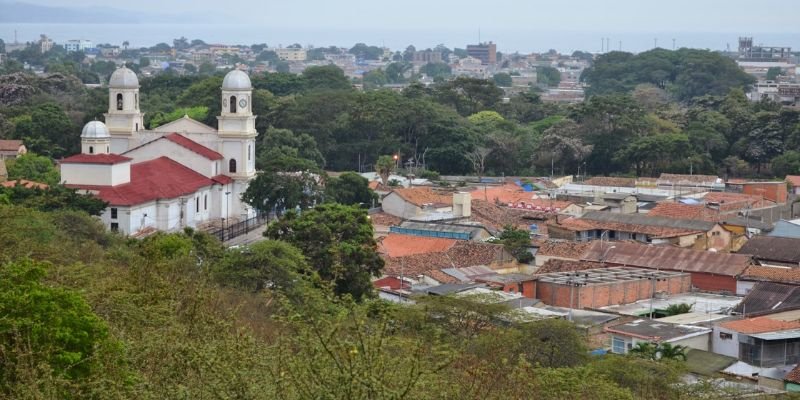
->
[413, 50, 442, 64]
[466, 42, 497, 65]
[64, 39, 94, 52]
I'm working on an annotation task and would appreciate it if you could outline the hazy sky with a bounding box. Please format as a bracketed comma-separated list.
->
[25, 0, 800, 32]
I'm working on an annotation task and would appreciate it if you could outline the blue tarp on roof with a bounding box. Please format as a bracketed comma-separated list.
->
[679, 198, 701, 205]
[522, 184, 534, 192]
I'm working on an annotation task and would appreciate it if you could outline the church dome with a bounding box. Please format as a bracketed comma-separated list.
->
[109, 66, 139, 89]
[222, 69, 252, 90]
[81, 120, 110, 138]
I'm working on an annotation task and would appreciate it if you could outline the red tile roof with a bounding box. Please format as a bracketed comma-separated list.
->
[703, 192, 773, 211]
[582, 241, 753, 277]
[60, 154, 132, 165]
[786, 365, 800, 384]
[648, 203, 720, 222]
[553, 216, 704, 239]
[66, 157, 217, 206]
[211, 174, 233, 185]
[164, 133, 224, 160]
[740, 265, 800, 285]
[536, 240, 594, 259]
[382, 241, 513, 276]
[1, 179, 49, 189]
[379, 233, 457, 257]
[0, 139, 23, 152]
[536, 259, 604, 274]
[719, 316, 800, 334]
[369, 212, 403, 227]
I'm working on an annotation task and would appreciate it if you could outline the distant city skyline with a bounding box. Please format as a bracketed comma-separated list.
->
[7, 0, 800, 33]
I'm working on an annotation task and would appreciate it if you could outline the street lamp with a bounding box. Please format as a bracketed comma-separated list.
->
[223, 191, 231, 241]
[636, 271, 667, 318]
[566, 272, 590, 322]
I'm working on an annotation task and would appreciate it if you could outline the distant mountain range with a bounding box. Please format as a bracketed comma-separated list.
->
[0, 2, 213, 24]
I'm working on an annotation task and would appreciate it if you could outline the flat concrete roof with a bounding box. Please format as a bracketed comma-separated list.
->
[656, 311, 731, 325]
[600, 292, 742, 316]
[535, 266, 687, 286]
[606, 319, 711, 341]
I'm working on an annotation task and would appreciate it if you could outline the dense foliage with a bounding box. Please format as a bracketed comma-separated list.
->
[0, 201, 766, 398]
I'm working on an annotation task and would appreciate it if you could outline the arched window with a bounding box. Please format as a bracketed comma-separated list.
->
[230, 95, 237, 113]
[229, 159, 237, 173]
[89, 146, 94, 154]
[204, 194, 208, 210]
[195, 197, 200, 212]
[106, 146, 110, 153]
[248, 144, 252, 161]
[135, 123, 139, 132]
[116, 93, 123, 110]
[135, 93, 138, 109]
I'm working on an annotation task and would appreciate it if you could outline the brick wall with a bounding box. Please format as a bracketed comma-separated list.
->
[690, 273, 736, 293]
[536, 273, 691, 308]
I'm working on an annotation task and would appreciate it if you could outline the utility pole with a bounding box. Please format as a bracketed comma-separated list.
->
[654, 38, 658, 49]
[672, 38, 676, 50]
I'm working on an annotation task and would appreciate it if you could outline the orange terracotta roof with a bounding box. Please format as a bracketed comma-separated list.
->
[370, 212, 403, 227]
[703, 192, 773, 211]
[648, 203, 720, 222]
[740, 265, 800, 285]
[426, 269, 460, 284]
[553, 216, 703, 239]
[719, 316, 800, 334]
[382, 241, 512, 276]
[787, 365, 800, 384]
[379, 233, 457, 257]
[390, 187, 453, 207]
[1, 179, 49, 189]
[536, 259, 604, 274]
[536, 240, 594, 259]
[470, 199, 554, 232]
[478, 183, 533, 204]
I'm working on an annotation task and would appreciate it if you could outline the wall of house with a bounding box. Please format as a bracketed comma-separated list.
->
[124, 139, 217, 177]
[381, 193, 421, 219]
[712, 326, 740, 358]
[690, 272, 737, 293]
[743, 183, 788, 204]
[501, 281, 536, 298]
[128, 202, 158, 234]
[736, 280, 757, 296]
[673, 333, 710, 352]
[61, 162, 130, 186]
[537, 274, 691, 308]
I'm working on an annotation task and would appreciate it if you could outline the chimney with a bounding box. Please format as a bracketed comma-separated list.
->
[453, 192, 472, 218]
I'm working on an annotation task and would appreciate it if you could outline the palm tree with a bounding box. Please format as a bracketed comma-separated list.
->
[629, 342, 657, 359]
[655, 343, 688, 361]
[375, 155, 395, 185]
[122, 40, 129, 50]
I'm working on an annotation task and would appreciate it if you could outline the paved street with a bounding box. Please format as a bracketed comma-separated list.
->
[224, 224, 268, 248]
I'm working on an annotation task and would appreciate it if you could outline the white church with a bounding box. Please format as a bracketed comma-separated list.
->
[61, 66, 259, 236]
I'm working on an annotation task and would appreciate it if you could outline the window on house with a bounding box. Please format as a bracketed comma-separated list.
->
[135, 93, 138, 108]
[719, 332, 733, 340]
[111, 208, 118, 219]
[612, 337, 626, 354]
[248, 144, 251, 161]
[135, 123, 139, 132]
[89, 146, 94, 154]
[204, 194, 207, 210]
[196, 197, 200, 212]
[116, 93, 123, 110]
[110, 223, 119, 232]
[229, 159, 237, 173]
[230, 95, 237, 113]
[107, 146, 110, 153]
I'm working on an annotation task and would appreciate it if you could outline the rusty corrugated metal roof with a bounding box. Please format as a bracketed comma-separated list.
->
[581, 241, 752, 277]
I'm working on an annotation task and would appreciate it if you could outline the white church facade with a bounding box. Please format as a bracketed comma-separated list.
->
[60, 67, 258, 236]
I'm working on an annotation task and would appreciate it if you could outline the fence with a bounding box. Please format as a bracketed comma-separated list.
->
[207, 212, 270, 242]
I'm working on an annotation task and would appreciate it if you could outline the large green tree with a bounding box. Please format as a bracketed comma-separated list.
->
[265, 204, 383, 300]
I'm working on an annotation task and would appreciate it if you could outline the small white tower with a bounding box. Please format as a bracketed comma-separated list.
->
[217, 69, 257, 178]
[81, 120, 111, 155]
[104, 66, 144, 153]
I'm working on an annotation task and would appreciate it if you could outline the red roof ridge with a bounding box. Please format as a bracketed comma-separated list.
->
[163, 133, 224, 160]
[61, 153, 132, 165]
